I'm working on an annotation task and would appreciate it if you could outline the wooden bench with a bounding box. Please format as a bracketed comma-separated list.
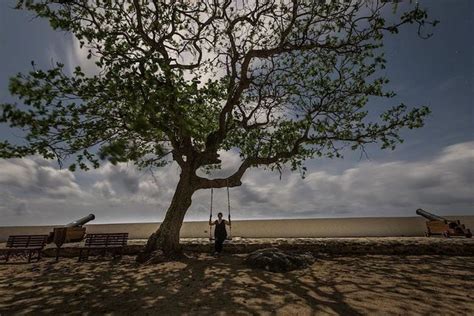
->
[0, 235, 48, 263]
[78, 233, 128, 261]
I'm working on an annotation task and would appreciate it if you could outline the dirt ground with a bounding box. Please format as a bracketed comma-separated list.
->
[0, 253, 473, 315]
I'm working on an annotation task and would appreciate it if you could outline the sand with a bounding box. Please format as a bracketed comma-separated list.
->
[1, 253, 473, 315]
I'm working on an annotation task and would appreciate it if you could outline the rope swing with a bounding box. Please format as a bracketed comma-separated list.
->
[209, 180, 232, 241]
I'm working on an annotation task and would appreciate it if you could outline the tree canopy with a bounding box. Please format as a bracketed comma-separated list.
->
[1, 0, 435, 189]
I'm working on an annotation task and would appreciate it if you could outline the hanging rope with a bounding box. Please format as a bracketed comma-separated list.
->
[209, 188, 213, 240]
[227, 179, 232, 240]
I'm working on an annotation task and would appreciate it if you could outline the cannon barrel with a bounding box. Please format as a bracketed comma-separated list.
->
[65, 214, 95, 227]
[416, 209, 447, 222]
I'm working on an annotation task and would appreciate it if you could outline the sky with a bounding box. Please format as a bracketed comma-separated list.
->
[0, 0, 473, 226]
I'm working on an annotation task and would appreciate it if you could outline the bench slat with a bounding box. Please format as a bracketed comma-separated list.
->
[6, 235, 48, 249]
[83, 233, 128, 248]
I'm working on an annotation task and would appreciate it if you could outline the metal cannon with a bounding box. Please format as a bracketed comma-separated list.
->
[416, 209, 472, 238]
[47, 214, 95, 244]
[64, 214, 95, 228]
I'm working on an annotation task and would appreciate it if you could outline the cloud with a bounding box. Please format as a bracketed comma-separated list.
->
[0, 157, 83, 199]
[0, 191, 30, 217]
[62, 34, 99, 77]
[89, 162, 180, 204]
[92, 180, 116, 199]
[99, 163, 141, 195]
[218, 141, 474, 219]
[0, 142, 473, 225]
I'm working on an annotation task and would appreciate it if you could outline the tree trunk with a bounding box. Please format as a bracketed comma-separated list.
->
[136, 169, 195, 262]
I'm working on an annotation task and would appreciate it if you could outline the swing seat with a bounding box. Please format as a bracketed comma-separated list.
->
[209, 237, 232, 242]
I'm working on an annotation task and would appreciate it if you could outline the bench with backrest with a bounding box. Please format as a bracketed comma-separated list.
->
[0, 235, 48, 263]
[78, 233, 128, 261]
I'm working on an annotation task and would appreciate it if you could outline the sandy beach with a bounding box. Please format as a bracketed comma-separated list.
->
[1, 250, 473, 315]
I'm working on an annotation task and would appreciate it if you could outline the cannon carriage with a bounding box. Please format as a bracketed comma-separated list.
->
[47, 214, 96, 261]
[47, 214, 95, 244]
[416, 209, 472, 238]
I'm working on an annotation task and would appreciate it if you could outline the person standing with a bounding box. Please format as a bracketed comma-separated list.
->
[209, 212, 231, 255]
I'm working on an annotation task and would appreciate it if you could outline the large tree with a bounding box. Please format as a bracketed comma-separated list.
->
[1, 0, 435, 259]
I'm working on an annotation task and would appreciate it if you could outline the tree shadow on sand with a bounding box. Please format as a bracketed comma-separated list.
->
[0, 254, 473, 315]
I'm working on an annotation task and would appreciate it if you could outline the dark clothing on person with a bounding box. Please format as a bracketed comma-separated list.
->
[214, 220, 227, 253]
[215, 238, 225, 253]
[214, 220, 227, 240]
